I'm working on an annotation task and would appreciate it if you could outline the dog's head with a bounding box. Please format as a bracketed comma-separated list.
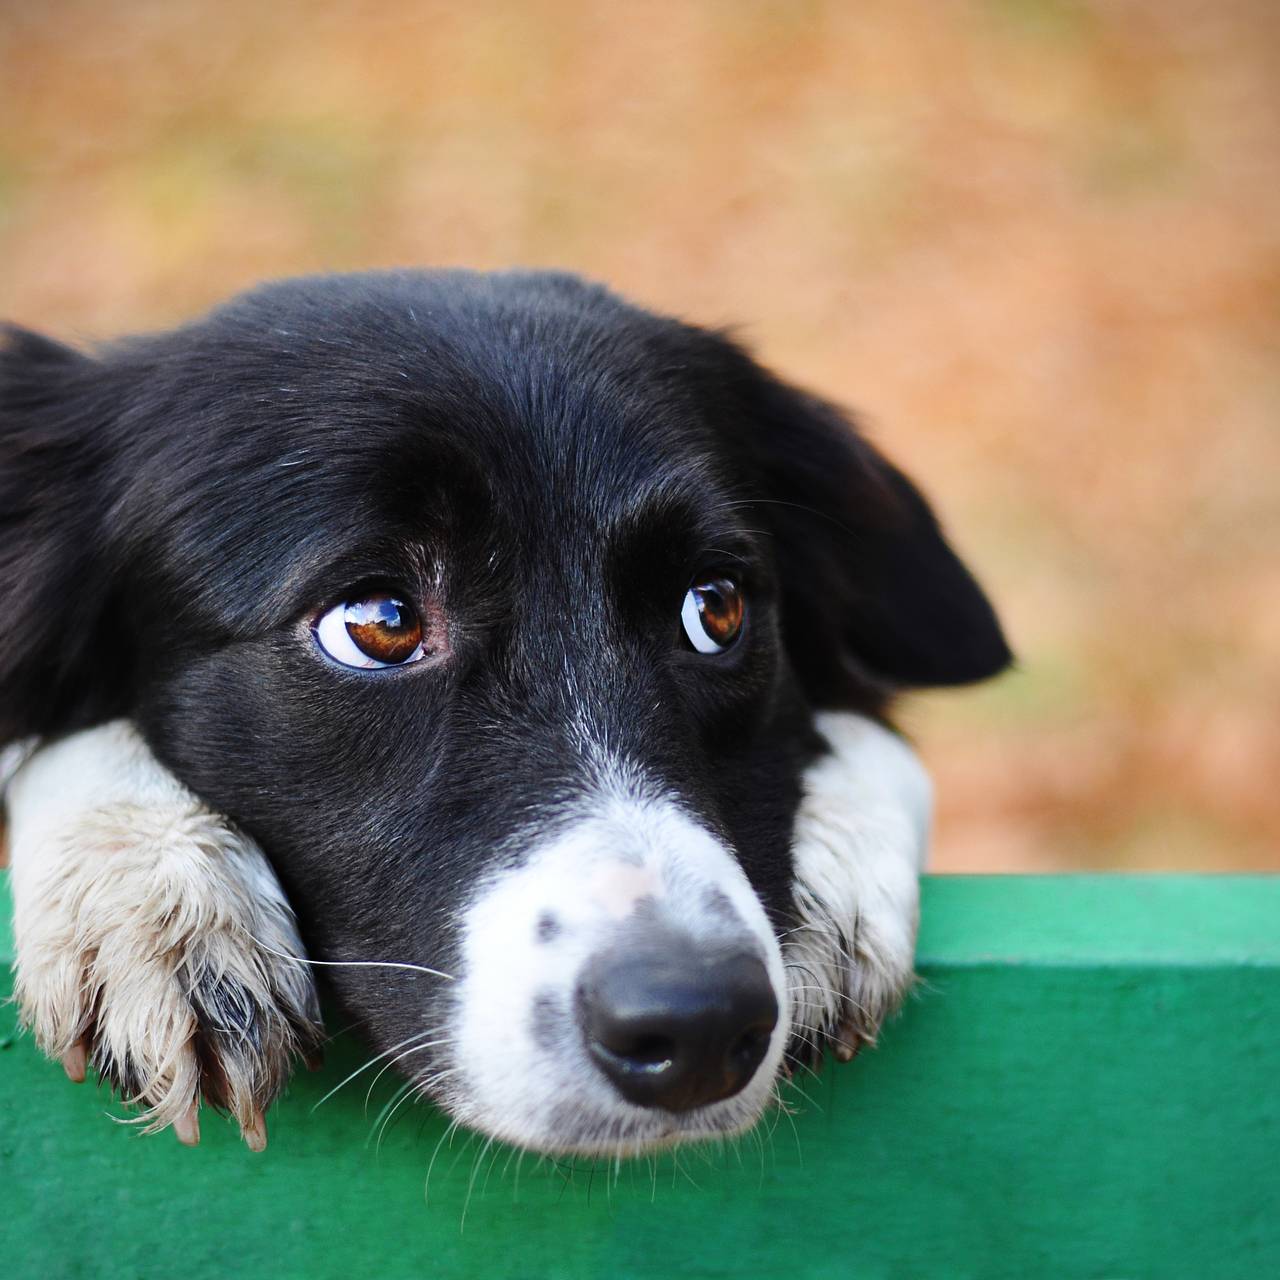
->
[0, 271, 1008, 1152]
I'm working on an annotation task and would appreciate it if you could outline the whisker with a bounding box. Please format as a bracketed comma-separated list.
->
[311, 1029, 440, 1113]
[363, 1036, 447, 1111]
[375, 1081, 424, 1154]
[366, 1079, 415, 1150]
[775, 924, 819, 940]
[695, 546, 750, 566]
[770, 1081, 805, 1160]
[719, 496, 856, 541]
[782, 1075, 822, 1111]
[249, 936, 454, 981]
[315, 1017, 364, 1047]
[424, 1117, 463, 1207]
[785, 1027, 824, 1053]
[481, 1136, 507, 1200]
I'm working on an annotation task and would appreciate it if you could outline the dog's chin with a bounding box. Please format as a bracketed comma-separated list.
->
[433, 1064, 782, 1158]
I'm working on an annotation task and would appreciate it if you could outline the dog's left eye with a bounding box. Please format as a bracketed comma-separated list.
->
[313, 593, 426, 669]
[681, 577, 745, 654]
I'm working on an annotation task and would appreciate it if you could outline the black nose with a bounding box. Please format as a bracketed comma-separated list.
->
[577, 932, 778, 1113]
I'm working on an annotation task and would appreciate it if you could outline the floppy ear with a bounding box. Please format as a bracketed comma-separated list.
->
[722, 354, 1011, 707]
[0, 325, 130, 742]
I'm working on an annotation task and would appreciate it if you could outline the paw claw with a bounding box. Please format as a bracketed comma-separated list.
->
[832, 1023, 865, 1063]
[240, 1110, 267, 1153]
[61, 1042, 88, 1084]
[173, 1103, 201, 1147]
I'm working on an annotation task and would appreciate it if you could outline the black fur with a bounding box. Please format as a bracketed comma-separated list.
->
[0, 269, 1009, 1069]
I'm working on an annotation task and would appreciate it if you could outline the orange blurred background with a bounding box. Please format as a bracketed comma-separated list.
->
[2, 0, 1277, 870]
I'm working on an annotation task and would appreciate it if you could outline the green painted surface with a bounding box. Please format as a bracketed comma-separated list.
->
[2, 874, 1277, 1279]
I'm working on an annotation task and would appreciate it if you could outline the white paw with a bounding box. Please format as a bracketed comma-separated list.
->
[784, 712, 932, 1065]
[6, 723, 324, 1148]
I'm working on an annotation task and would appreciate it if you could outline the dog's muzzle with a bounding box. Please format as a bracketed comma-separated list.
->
[448, 791, 789, 1153]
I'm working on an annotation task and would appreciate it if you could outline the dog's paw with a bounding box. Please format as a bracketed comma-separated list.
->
[7, 724, 324, 1148]
[783, 713, 932, 1068]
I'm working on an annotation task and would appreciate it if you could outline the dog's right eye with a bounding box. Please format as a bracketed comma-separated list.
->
[681, 576, 745, 654]
[312, 593, 426, 669]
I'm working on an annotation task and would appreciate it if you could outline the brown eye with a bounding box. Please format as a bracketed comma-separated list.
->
[314, 592, 425, 668]
[681, 577, 745, 654]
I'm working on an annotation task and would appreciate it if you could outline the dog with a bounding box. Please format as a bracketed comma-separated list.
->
[0, 270, 1009, 1156]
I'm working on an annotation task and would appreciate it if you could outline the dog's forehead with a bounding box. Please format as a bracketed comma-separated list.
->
[126, 273, 750, 632]
[190, 272, 725, 481]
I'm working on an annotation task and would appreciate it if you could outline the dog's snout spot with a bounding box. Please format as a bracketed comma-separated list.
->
[535, 912, 561, 944]
[530, 990, 563, 1052]
[702, 888, 736, 922]
[630, 893, 660, 921]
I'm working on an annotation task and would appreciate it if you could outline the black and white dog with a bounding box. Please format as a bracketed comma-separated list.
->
[1, 271, 1008, 1155]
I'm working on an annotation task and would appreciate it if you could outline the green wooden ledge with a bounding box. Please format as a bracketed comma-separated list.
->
[3, 873, 1278, 1280]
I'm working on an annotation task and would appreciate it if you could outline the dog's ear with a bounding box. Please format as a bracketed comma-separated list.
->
[718, 351, 1011, 707]
[0, 325, 131, 742]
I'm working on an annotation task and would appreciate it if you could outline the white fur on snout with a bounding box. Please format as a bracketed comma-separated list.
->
[6, 722, 323, 1133]
[448, 784, 789, 1156]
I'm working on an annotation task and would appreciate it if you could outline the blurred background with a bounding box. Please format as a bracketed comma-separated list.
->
[1, 0, 1276, 870]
